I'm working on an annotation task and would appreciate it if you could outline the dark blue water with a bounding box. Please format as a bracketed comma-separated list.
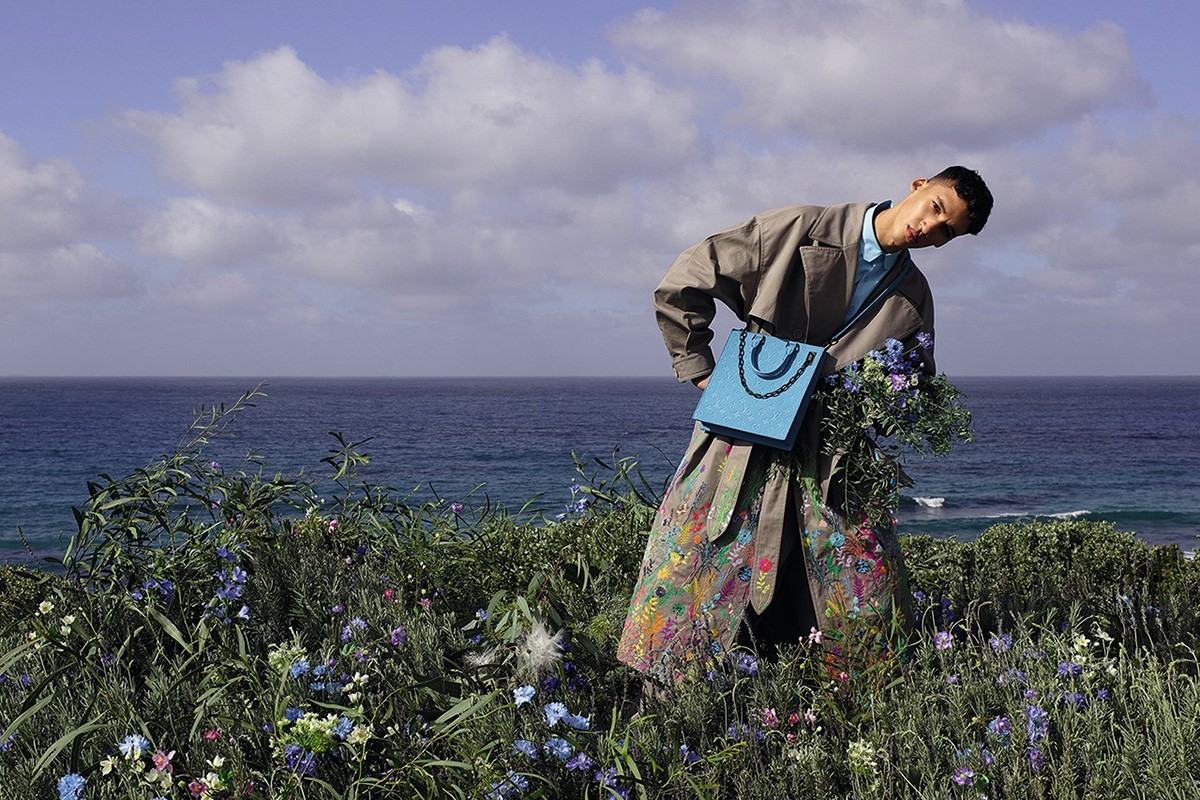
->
[1, 377, 1198, 563]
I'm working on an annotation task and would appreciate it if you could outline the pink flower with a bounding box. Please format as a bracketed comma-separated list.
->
[807, 626, 823, 645]
[328, 519, 339, 532]
[188, 780, 208, 797]
[757, 558, 773, 573]
[786, 712, 800, 727]
[203, 728, 221, 741]
[382, 588, 395, 600]
[418, 597, 433, 611]
[152, 749, 175, 773]
[803, 709, 818, 726]
[762, 708, 779, 728]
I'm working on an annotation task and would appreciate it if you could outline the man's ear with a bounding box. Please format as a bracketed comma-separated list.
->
[910, 177, 928, 193]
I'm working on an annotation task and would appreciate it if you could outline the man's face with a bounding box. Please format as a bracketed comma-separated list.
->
[876, 178, 971, 252]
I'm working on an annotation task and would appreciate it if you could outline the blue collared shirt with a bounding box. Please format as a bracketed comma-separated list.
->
[844, 200, 900, 323]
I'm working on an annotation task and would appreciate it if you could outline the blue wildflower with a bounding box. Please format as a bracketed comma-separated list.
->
[285, 707, 304, 722]
[1057, 661, 1082, 679]
[563, 712, 591, 731]
[284, 744, 316, 776]
[332, 716, 353, 740]
[544, 702, 568, 727]
[1060, 691, 1086, 709]
[512, 739, 537, 759]
[680, 744, 701, 766]
[290, 660, 310, 678]
[57, 773, 85, 800]
[987, 715, 1012, 743]
[488, 771, 529, 799]
[544, 736, 573, 761]
[989, 633, 1013, 653]
[1097, 688, 1111, 701]
[514, 685, 535, 706]
[565, 752, 594, 772]
[1025, 705, 1049, 741]
[119, 733, 151, 758]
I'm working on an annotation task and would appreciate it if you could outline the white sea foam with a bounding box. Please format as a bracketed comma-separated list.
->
[912, 496, 945, 508]
[981, 510, 1092, 520]
[1049, 510, 1092, 519]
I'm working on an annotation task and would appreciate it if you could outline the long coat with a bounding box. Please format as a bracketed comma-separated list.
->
[617, 202, 936, 682]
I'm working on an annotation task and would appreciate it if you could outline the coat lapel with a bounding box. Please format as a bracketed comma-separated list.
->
[799, 203, 867, 344]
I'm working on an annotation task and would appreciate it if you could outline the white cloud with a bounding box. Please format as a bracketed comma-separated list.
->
[122, 40, 702, 205]
[612, 0, 1147, 148]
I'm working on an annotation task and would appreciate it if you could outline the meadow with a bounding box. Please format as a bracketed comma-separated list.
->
[2, 390, 1199, 798]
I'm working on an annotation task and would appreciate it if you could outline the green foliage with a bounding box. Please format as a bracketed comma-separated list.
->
[3, 393, 1200, 798]
[817, 339, 973, 528]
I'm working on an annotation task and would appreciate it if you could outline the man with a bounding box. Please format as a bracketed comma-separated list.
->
[617, 167, 993, 683]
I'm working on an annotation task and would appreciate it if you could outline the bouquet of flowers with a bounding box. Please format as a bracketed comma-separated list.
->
[815, 332, 972, 528]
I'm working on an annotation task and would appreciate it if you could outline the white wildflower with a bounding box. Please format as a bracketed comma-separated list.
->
[516, 620, 565, 676]
[38, 600, 54, 616]
[348, 724, 372, 745]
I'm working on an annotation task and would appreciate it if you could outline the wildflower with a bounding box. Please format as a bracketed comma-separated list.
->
[390, 626, 407, 646]
[989, 633, 1013, 653]
[934, 631, 953, 650]
[100, 756, 117, 774]
[566, 752, 594, 772]
[733, 653, 759, 676]
[332, 717, 353, 740]
[284, 744, 316, 776]
[152, 749, 175, 773]
[119, 733, 151, 759]
[1027, 746, 1044, 772]
[1060, 691, 1086, 709]
[803, 709, 818, 726]
[1025, 705, 1049, 741]
[57, 773, 85, 800]
[680, 744, 701, 766]
[328, 519, 339, 532]
[545, 736, 573, 761]
[450, 502, 464, 515]
[987, 715, 1012, 743]
[347, 725, 371, 745]
[917, 331, 934, 351]
[517, 621, 566, 675]
[290, 660, 310, 678]
[563, 712, 591, 731]
[762, 707, 779, 728]
[847, 739, 879, 776]
[541, 675, 562, 693]
[544, 702, 568, 727]
[38, 600, 55, 616]
[951, 766, 975, 787]
[514, 685, 535, 706]
[512, 739, 537, 759]
[807, 626, 823, 645]
[203, 728, 222, 741]
[1097, 688, 1111, 701]
[946, 674, 959, 685]
[1057, 661, 1082, 679]
[998, 667, 1028, 686]
[594, 767, 629, 799]
[488, 771, 529, 799]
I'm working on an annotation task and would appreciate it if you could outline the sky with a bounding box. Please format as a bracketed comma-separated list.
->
[1, 0, 1198, 378]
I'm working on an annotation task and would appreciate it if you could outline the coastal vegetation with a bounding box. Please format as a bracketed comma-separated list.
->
[2, 390, 1199, 798]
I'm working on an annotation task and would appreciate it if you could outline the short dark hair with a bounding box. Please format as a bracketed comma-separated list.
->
[930, 165, 993, 235]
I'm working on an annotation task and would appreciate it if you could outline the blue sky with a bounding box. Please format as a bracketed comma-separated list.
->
[2, 0, 1198, 377]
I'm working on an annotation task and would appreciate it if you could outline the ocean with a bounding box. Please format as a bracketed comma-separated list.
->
[1, 376, 1198, 563]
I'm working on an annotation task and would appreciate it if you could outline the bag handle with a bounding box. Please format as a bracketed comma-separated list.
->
[738, 333, 816, 399]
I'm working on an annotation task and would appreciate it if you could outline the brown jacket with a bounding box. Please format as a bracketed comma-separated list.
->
[652, 202, 936, 613]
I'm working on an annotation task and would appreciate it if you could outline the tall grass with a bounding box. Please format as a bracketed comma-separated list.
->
[2, 393, 1199, 798]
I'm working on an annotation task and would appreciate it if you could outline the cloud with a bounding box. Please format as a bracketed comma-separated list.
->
[612, 0, 1148, 149]
[0, 132, 136, 300]
[122, 39, 702, 205]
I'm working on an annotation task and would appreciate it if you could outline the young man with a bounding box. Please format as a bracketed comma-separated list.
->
[618, 167, 993, 683]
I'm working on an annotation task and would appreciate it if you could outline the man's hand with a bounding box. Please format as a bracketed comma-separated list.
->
[692, 376, 709, 391]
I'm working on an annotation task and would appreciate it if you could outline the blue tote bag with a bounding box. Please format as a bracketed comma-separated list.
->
[693, 261, 911, 451]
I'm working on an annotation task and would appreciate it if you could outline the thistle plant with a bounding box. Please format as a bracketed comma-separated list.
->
[817, 333, 973, 528]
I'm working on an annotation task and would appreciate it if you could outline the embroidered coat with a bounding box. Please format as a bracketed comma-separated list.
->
[617, 202, 936, 682]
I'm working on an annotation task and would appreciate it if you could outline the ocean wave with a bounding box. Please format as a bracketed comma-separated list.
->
[911, 496, 945, 508]
[980, 510, 1092, 520]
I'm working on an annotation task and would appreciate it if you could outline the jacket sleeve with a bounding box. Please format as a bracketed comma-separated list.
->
[653, 219, 762, 383]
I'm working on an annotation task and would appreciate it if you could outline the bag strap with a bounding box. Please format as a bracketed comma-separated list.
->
[826, 255, 913, 346]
